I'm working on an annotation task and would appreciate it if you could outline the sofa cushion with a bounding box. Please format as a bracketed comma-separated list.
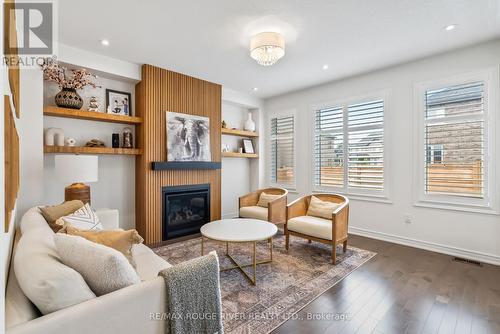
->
[39, 200, 84, 232]
[306, 196, 340, 220]
[54, 234, 141, 296]
[287, 215, 332, 240]
[14, 214, 96, 315]
[256, 192, 281, 208]
[5, 231, 40, 329]
[55, 203, 103, 231]
[133, 244, 172, 280]
[239, 206, 268, 221]
[59, 224, 144, 268]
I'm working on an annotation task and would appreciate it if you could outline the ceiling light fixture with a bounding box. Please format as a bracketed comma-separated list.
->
[253, 87, 258, 91]
[100, 39, 110, 46]
[250, 32, 285, 66]
[444, 24, 457, 31]
[322, 64, 329, 70]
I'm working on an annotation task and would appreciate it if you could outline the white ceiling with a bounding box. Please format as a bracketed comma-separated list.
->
[58, 0, 500, 98]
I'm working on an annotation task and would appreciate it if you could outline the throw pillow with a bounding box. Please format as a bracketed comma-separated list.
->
[39, 200, 84, 232]
[306, 196, 341, 220]
[54, 234, 141, 296]
[58, 224, 144, 268]
[14, 227, 96, 315]
[54, 203, 102, 231]
[256, 192, 282, 208]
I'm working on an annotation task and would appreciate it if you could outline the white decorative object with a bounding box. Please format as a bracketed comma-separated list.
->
[250, 32, 285, 66]
[88, 96, 99, 112]
[44, 128, 65, 146]
[65, 137, 76, 146]
[54, 234, 140, 296]
[244, 112, 256, 132]
[55, 203, 103, 231]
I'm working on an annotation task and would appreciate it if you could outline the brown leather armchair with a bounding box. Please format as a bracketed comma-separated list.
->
[238, 188, 288, 224]
[285, 194, 349, 264]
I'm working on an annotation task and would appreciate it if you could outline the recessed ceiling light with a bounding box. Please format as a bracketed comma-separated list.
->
[322, 64, 329, 70]
[253, 87, 258, 91]
[100, 39, 110, 46]
[444, 24, 457, 31]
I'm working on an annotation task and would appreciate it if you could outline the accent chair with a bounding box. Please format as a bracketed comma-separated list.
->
[238, 187, 288, 224]
[285, 194, 349, 264]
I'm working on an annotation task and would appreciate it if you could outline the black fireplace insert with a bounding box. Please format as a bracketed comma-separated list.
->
[162, 184, 210, 241]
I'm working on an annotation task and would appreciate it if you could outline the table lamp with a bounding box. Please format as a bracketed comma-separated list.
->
[55, 155, 98, 204]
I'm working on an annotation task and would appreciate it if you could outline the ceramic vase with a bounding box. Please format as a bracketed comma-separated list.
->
[244, 112, 256, 132]
[55, 88, 83, 110]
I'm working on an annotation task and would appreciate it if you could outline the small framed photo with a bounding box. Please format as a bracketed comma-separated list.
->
[242, 139, 255, 154]
[106, 89, 132, 116]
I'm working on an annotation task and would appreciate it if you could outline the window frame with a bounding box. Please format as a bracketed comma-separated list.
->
[268, 111, 297, 190]
[413, 68, 499, 214]
[310, 90, 391, 202]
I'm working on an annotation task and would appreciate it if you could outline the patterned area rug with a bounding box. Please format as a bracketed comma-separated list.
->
[153, 232, 376, 334]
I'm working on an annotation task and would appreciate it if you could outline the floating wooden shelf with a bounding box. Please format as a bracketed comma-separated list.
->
[221, 128, 258, 138]
[44, 145, 142, 155]
[43, 106, 143, 125]
[222, 151, 259, 159]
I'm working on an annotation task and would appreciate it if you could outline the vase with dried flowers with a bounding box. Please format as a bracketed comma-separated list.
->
[41, 61, 100, 110]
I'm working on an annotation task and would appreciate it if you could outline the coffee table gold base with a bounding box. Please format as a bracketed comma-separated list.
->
[201, 237, 273, 285]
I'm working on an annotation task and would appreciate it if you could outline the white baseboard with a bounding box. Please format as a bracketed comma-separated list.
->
[349, 226, 500, 267]
[222, 212, 239, 219]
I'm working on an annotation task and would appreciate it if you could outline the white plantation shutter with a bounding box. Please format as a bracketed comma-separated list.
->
[270, 116, 294, 186]
[314, 99, 384, 192]
[314, 106, 344, 187]
[424, 82, 485, 198]
[347, 100, 384, 190]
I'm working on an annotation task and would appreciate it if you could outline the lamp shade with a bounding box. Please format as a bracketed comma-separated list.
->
[55, 155, 98, 184]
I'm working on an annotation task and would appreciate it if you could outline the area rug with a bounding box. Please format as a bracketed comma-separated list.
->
[153, 233, 376, 334]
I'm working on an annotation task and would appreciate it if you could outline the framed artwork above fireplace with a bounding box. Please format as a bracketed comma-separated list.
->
[166, 111, 211, 162]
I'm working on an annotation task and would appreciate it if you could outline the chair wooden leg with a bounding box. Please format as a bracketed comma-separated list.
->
[343, 240, 348, 253]
[331, 242, 337, 264]
[285, 233, 289, 251]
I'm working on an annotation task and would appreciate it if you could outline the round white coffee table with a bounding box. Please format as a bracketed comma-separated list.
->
[200, 218, 278, 285]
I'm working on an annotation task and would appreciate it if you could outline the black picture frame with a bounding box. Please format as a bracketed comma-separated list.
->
[105, 89, 132, 116]
[242, 139, 255, 154]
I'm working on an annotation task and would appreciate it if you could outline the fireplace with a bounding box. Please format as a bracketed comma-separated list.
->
[162, 184, 210, 241]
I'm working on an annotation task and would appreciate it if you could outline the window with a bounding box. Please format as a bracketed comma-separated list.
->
[426, 144, 443, 164]
[314, 98, 385, 195]
[424, 82, 485, 198]
[270, 115, 294, 187]
[414, 69, 500, 213]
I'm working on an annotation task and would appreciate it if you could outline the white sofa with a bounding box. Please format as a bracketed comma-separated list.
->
[5, 207, 171, 334]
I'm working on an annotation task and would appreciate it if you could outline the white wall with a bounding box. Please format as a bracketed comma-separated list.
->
[221, 102, 252, 218]
[264, 39, 500, 265]
[221, 89, 264, 218]
[14, 47, 140, 230]
[42, 76, 136, 229]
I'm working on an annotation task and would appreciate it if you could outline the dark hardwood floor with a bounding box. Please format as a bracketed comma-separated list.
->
[271, 235, 500, 334]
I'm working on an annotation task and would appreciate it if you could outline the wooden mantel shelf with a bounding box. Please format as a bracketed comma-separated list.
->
[221, 128, 258, 138]
[44, 106, 143, 125]
[44, 145, 142, 155]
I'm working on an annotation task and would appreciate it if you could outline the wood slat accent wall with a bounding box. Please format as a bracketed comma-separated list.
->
[135, 64, 222, 244]
[4, 95, 20, 232]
